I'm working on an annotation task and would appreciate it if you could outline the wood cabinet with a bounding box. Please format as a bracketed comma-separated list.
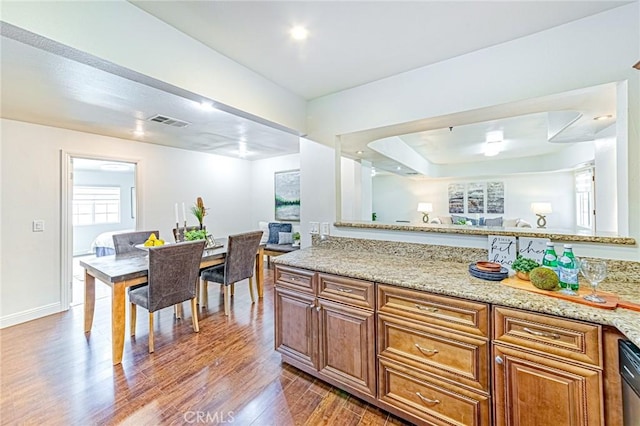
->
[275, 267, 614, 426]
[492, 306, 604, 426]
[274, 266, 376, 399]
[377, 284, 491, 425]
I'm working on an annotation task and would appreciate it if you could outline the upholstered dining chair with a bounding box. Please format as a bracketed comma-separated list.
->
[200, 231, 263, 316]
[112, 230, 159, 255]
[129, 239, 205, 353]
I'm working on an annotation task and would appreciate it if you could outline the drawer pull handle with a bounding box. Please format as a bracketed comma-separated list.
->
[416, 392, 440, 406]
[337, 288, 353, 293]
[415, 344, 439, 356]
[415, 304, 438, 313]
[523, 327, 561, 340]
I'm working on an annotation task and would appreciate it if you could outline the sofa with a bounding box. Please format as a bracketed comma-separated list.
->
[429, 215, 532, 228]
[258, 221, 300, 267]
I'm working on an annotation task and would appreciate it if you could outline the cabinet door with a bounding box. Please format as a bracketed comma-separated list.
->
[493, 344, 603, 426]
[317, 298, 376, 397]
[274, 287, 318, 370]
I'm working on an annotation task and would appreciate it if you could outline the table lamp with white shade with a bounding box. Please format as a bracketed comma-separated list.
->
[531, 202, 552, 228]
[417, 202, 433, 223]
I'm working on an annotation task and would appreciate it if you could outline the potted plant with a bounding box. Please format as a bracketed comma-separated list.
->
[292, 232, 301, 247]
[190, 197, 208, 230]
[511, 255, 540, 281]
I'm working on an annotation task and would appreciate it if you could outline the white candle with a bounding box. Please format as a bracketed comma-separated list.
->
[174, 203, 179, 224]
[182, 202, 187, 223]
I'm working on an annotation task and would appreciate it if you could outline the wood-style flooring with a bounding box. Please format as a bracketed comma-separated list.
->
[0, 268, 412, 425]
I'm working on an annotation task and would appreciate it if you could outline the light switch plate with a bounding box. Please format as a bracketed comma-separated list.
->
[309, 222, 320, 234]
[320, 222, 330, 236]
[33, 220, 45, 232]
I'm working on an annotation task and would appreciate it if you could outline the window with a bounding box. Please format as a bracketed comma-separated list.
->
[575, 168, 594, 231]
[73, 186, 121, 225]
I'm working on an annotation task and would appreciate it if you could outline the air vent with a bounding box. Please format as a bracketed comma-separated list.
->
[147, 114, 190, 128]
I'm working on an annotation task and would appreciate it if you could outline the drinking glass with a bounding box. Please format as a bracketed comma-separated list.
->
[580, 259, 607, 303]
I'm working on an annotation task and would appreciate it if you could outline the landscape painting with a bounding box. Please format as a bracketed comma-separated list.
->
[467, 182, 485, 213]
[487, 181, 505, 214]
[274, 170, 300, 221]
[448, 183, 464, 213]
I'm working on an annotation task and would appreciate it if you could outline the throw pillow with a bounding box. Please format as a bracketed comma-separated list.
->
[451, 215, 466, 224]
[278, 232, 293, 245]
[258, 221, 270, 244]
[268, 222, 292, 244]
[484, 217, 503, 227]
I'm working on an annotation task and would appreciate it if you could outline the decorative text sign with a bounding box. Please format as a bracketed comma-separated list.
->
[488, 235, 517, 270]
[518, 237, 549, 264]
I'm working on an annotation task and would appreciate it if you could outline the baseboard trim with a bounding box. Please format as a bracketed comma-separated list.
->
[0, 302, 63, 329]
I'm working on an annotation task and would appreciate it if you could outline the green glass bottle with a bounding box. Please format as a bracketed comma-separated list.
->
[558, 244, 579, 294]
[541, 242, 558, 276]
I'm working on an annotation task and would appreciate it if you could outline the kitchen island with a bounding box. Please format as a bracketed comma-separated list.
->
[273, 237, 640, 425]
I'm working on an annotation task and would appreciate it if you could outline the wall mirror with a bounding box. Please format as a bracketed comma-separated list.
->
[338, 82, 631, 241]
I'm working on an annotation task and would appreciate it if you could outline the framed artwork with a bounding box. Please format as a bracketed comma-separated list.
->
[274, 170, 300, 221]
[448, 183, 464, 213]
[487, 181, 505, 214]
[467, 182, 485, 214]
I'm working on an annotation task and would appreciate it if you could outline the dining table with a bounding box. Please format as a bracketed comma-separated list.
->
[80, 242, 265, 365]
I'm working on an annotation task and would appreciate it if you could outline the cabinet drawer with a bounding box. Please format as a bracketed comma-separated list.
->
[377, 284, 489, 338]
[275, 266, 316, 294]
[378, 358, 490, 426]
[493, 306, 602, 367]
[318, 273, 374, 309]
[378, 314, 489, 393]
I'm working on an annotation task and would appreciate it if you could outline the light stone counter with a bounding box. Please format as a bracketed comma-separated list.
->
[274, 246, 640, 347]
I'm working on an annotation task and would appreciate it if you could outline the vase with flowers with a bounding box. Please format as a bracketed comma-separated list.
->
[191, 197, 208, 230]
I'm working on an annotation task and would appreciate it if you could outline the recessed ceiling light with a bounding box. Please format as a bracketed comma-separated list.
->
[290, 26, 309, 41]
[396, 166, 402, 171]
[356, 150, 364, 155]
[593, 114, 613, 120]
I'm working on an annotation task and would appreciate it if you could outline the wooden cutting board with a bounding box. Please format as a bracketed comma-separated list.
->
[501, 276, 620, 310]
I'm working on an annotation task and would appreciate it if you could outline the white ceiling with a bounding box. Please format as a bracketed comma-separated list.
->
[130, 0, 630, 100]
[0, 1, 631, 168]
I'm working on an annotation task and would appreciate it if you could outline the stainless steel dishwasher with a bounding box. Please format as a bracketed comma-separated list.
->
[620, 340, 640, 426]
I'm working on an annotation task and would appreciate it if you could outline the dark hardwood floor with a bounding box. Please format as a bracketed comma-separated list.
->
[0, 268, 411, 425]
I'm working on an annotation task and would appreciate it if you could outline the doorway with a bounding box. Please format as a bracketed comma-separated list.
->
[62, 155, 138, 307]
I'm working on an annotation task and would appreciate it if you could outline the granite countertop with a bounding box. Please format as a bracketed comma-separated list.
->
[274, 246, 640, 347]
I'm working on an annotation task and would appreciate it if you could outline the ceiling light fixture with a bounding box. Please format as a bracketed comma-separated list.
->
[290, 25, 309, 41]
[484, 130, 503, 157]
[356, 150, 364, 155]
[593, 114, 613, 120]
[238, 142, 248, 158]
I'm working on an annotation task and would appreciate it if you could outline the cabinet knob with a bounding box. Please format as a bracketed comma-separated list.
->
[316, 306, 321, 312]
[495, 355, 504, 365]
[309, 303, 315, 309]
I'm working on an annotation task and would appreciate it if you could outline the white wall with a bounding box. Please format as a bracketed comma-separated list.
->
[250, 153, 300, 231]
[73, 169, 136, 255]
[371, 172, 575, 229]
[0, 118, 253, 327]
[302, 4, 639, 261]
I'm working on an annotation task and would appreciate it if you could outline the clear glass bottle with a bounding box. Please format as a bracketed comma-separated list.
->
[558, 244, 579, 295]
[541, 242, 558, 276]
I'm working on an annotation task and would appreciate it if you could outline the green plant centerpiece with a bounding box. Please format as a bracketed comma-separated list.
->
[190, 197, 208, 230]
[184, 229, 207, 241]
[292, 232, 301, 246]
[511, 255, 540, 281]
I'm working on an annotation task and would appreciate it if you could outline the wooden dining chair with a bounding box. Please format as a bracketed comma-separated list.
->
[129, 239, 205, 353]
[199, 231, 263, 316]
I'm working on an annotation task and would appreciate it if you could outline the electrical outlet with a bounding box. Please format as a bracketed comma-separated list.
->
[33, 220, 45, 232]
[309, 222, 320, 234]
[320, 222, 330, 236]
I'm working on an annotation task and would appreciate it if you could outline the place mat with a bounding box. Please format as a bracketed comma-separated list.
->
[468, 263, 509, 281]
[501, 276, 619, 310]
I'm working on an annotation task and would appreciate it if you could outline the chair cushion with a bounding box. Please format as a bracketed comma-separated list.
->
[128, 285, 150, 309]
[201, 264, 224, 283]
[265, 243, 299, 253]
[267, 223, 291, 244]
